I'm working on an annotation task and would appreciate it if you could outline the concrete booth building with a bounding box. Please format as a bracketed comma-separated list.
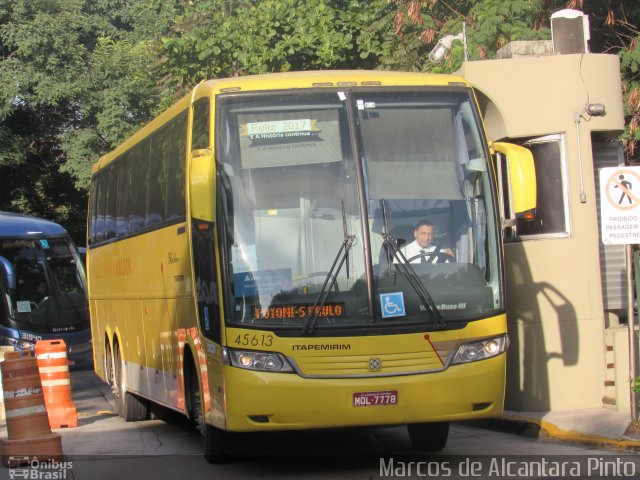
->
[458, 10, 632, 414]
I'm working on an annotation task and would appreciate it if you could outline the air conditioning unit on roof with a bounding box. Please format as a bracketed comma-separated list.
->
[551, 9, 590, 55]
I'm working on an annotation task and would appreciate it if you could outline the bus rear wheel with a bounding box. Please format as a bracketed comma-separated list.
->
[407, 422, 449, 452]
[113, 343, 149, 422]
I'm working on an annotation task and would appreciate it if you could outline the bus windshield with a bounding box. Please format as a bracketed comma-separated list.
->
[0, 237, 88, 332]
[218, 89, 501, 333]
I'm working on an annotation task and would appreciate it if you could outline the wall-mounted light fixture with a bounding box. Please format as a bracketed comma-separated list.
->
[428, 23, 468, 63]
[585, 103, 606, 117]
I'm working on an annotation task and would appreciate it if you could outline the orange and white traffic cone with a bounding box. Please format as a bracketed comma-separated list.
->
[35, 340, 78, 429]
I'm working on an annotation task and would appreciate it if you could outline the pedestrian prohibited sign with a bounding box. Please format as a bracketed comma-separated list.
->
[600, 166, 640, 244]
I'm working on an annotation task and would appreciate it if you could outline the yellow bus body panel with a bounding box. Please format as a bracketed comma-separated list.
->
[89, 221, 195, 407]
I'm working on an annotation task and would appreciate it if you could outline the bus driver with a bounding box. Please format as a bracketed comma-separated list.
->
[394, 220, 454, 264]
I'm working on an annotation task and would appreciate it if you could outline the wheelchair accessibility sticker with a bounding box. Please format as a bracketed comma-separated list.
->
[380, 292, 406, 318]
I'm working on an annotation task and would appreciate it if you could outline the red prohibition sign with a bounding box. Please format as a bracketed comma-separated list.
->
[605, 169, 640, 211]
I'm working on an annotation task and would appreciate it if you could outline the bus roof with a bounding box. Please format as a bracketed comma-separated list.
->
[200, 69, 468, 91]
[0, 211, 68, 238]
[92, 70, 471, 173]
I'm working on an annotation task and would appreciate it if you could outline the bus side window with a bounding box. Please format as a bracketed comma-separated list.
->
[147, 135, 166, 229]
[95, 172, 108, 243]
[105, 165, 117, 239]
[165, 113, 188, 221]
[88, 181, 98, 244]
[192, 98, 210, 151]
[192, 221, 220, 343]
[130, 140, 149, 233]
[115, 157, 129, 237]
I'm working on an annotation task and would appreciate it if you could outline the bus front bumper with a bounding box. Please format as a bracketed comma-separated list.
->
[222, 354, 506, 432]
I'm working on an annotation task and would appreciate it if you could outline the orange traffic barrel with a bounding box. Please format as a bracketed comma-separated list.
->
[2, 374, 51, 439]
[2, 351, 40, 378]
[35, 340, 78, 429]
[0, 432, 63, 466]
[0, 352, 62, 465]
[1, 354, 51, 439]
[0, 346, 17, 421]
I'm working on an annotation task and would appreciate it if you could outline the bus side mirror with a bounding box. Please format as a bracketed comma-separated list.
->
[190, 148, 216, 222]
[0, 256, 16, 290]
[492, 142, 537, 224]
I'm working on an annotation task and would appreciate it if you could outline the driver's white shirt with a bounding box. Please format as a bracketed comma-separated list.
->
[394, 240, 447, 264]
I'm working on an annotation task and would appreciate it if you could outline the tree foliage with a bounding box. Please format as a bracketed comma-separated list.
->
[158, 1, 390, 88]
[387, 0, 640, 157]
[0, 0, 639, 241]
[0, 0, 177, 240]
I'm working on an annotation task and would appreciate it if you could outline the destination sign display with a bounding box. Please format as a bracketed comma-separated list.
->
[1, 240, 34, 248]
[252, 303, 345, 320]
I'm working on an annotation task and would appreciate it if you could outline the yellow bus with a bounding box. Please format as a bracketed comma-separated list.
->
[87, 70, 535, 461]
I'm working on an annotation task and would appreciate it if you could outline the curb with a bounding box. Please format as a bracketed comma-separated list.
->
[466, 416, 640, 453]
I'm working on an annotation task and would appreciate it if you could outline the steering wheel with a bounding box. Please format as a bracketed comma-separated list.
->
[405, 251, 452, 264]
[37, 296, 50, 307]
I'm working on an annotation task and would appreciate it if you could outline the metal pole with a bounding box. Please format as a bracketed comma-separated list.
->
[574, 113, 587, 203]
[462, 22, 468, 62]
[626, 244, 638, 422]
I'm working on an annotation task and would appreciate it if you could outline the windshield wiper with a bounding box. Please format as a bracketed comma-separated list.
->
[379, 200, 445, 329]
[341, 201, 350, 281]
[302, 234, 356, 336]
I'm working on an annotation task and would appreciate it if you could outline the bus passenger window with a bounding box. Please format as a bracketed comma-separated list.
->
[95, 173, 108, 242]
[192, 98, 210, 150]
[105, 165, 117, 239]
[115, 159, 129, 237]
[147, 136, 166, 228]
[165, 114, 187, 221]
[88, 181, 98, 244]
[130, 141, 149, 233]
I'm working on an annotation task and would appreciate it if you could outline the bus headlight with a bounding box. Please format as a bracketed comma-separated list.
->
[0, 335, 35, 352]
[451, 335, 509, 365]
[226, 348, 294, 373]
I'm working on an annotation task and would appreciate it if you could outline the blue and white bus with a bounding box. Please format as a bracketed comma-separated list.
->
[0, 212, 91, 368]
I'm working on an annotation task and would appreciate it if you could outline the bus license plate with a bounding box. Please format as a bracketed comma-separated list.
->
[352, 390, 398, 407]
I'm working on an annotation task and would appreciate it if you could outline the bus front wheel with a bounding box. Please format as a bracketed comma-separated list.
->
[186, 364, 232, 463]
[407, 422, 449, 452]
